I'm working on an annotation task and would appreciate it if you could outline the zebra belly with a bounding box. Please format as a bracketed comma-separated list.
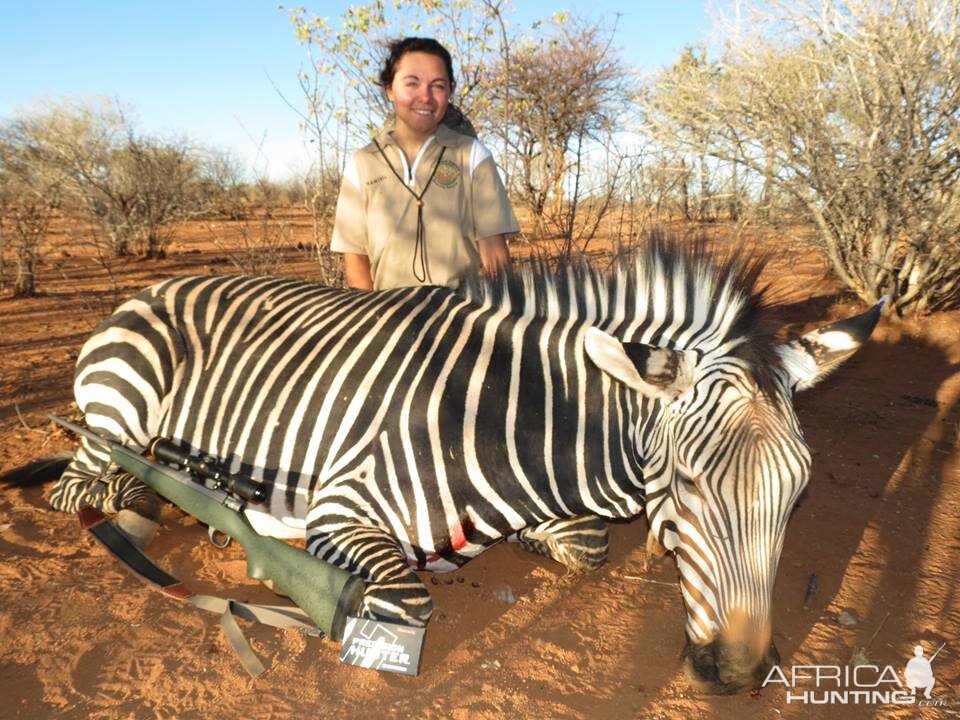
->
[415, 538, 490, 572]
[242, 485, 494, 572]
[244, 506, 306, 539]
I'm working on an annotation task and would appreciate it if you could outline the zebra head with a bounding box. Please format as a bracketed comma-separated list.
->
[586, 287, 885, 693]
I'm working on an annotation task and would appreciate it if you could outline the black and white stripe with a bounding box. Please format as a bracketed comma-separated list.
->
[49, 239, 882, 661]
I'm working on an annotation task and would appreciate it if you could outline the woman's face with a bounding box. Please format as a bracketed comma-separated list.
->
[386, 51, 451, 139]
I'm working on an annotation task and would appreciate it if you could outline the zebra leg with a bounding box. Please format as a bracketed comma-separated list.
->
[508, 516, 609, 572]
[307, 524, 433, 627]
[49, 436, 161, 547]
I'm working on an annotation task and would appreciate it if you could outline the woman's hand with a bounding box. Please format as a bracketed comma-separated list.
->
[344, 253, 374, 291]
[478, 235, 511, 276]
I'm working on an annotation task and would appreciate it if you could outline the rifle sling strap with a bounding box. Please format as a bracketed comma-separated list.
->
[78, 506, 319, 677]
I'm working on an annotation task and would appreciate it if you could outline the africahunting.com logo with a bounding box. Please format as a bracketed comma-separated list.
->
[763, 642, 949, 706]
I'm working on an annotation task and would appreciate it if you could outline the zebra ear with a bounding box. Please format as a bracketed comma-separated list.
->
[584, 327, 697, 401]
[777, 297, 887, 392]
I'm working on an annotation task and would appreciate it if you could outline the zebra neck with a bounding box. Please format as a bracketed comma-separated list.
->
[490, 313, 645, 520]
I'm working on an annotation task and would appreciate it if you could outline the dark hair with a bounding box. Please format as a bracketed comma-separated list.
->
[378, 37, 456, 93]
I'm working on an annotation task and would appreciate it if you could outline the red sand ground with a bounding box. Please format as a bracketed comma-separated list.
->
[1, 217, 958, 719]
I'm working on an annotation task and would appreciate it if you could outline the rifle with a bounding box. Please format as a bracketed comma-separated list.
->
[49, 415, 364, 643]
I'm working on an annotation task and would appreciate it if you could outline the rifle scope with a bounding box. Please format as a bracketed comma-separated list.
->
[147, 438, 267, 504]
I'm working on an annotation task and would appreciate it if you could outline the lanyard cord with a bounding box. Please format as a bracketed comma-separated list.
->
[373, 139, 447, 284]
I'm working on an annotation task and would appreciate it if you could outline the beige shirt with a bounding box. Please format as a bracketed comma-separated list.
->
[331, 125, 520, 290]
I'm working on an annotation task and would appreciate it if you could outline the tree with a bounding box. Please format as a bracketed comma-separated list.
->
[9, 99, 198, 259]
[104, 132, 198, 258]
[647, 0, 960, 314]
[650, 48, 722, 223]
[196, 148, 249, 220]
[0, 128, 62, 296]
[488, 15, 635, 249]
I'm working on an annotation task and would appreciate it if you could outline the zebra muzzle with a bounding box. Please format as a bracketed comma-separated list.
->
[683, 635, 780, 694]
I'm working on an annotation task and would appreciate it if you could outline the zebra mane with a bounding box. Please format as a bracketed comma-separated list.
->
[456, 234, 783, 396]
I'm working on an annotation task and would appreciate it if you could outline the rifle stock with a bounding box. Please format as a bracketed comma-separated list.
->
[50, 416, 364, 642]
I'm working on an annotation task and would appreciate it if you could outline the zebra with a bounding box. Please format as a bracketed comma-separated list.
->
[32, 239, 883, 693]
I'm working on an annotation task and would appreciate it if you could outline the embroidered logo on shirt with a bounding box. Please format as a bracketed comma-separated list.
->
[366, 175, 386, 186]
[433, 159, 461, 189]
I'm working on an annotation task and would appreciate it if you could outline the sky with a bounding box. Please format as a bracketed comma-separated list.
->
[0, 1, 714, 179]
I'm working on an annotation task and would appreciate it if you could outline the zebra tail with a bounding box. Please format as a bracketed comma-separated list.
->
[1, 455, 73, 487]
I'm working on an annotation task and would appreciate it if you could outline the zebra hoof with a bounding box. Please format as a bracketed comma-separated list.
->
[116, 509, 159, 549]
[646, 529, 668, 558]
[642, 530, 669, 573]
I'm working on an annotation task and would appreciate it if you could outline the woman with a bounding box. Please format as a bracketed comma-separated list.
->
[330, 37, 519, 290]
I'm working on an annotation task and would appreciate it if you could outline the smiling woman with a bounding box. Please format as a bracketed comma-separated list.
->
[330, 37, 519, 291]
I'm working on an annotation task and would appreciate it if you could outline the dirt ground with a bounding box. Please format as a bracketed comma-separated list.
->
[1, 216, 958, 719]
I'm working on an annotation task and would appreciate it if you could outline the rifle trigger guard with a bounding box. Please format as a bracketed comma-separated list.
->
[208, 526, 232, 549]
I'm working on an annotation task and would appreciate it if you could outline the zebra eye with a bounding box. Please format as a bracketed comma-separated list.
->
[677, 472, 699, 490]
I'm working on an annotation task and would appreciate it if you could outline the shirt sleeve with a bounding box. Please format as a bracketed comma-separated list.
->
[470, 142, 520, 241]
[330, 156, 368, 255]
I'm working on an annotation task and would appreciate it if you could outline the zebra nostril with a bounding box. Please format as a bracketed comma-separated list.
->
[755, 641, 781, 683]
[684, 638, 777, 693]
[684, 639, 724, 688]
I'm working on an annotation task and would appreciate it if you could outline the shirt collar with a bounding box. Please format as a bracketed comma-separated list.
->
[366, 123, 462, 152]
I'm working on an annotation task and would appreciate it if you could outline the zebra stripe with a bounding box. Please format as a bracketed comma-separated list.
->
[47, 239, 879, 692]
